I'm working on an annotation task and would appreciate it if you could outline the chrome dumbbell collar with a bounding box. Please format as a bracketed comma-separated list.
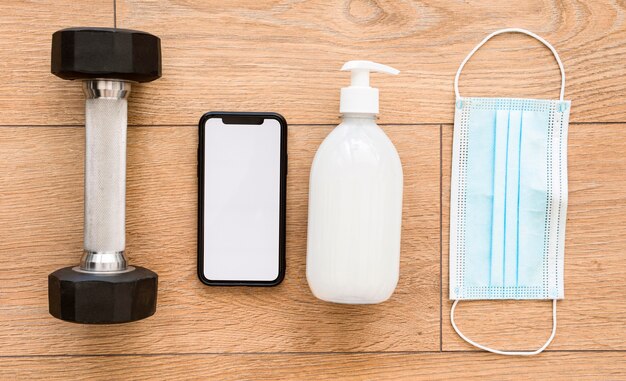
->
[83, 79, 131, 100]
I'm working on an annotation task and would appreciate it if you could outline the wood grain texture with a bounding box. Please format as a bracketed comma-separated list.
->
[1, 352, 625, 380]
[0, 125, 439, 355]
[441, 124, 626, 351]
[1, 1, 625, 378]
[1, 0, 626, 126]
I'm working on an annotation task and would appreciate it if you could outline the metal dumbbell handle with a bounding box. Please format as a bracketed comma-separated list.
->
[79, 80, 131, 273]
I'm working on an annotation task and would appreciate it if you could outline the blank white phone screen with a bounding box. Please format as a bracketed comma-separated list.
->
[203, 117, 281, 281]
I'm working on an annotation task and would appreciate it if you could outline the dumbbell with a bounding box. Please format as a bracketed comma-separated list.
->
[48, 27, 161, 324]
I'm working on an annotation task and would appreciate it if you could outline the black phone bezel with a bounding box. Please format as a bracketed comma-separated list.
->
[197, 112, 287, 286]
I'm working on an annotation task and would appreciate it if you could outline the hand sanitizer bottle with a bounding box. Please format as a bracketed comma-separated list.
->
[306, 61, 403, 304]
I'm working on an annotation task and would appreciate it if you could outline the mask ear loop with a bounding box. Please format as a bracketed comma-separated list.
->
[451, 299, 557, 356]
[454, 28, 566, 101]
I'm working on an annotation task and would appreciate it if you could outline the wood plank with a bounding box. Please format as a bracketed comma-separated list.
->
[1, 352, 624, 380]
[0, 124, 440, 355]
[1, 1, 626, 125]
[0, 0, 118, 125]
[441, 124, 626, 350]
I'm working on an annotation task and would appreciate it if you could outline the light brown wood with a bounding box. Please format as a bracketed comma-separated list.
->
[441, 124, 626, 351]
[1, 352, 625, 380]
[1, 1, 626, 126]
[0, 125, 440, 355]
[1, 1, 625, 378]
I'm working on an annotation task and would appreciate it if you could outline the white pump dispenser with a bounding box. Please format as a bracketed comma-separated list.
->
[340, 60, 399, 114]
[306, 60, 403, 304]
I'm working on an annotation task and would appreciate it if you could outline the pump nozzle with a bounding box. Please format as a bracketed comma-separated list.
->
[340, 60, 399, 115]
[341, 61, 400, 87]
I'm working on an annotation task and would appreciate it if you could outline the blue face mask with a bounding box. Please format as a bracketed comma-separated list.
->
[449, 28, 570, 355]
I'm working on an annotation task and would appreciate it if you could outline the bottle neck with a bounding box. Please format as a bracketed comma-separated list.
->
[341, 113, 377, 122]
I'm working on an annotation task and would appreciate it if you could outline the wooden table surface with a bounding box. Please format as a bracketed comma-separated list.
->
[1, 1, 625, 379]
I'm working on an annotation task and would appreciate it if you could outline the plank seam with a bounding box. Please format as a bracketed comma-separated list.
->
[0, 122, 617, 128]
[0, 123, 441, 128]
[439, 123, 443, 353]
[0, 349, 624, 359]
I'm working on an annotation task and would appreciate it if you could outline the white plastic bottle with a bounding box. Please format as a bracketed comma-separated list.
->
[306, 61, 403, 304]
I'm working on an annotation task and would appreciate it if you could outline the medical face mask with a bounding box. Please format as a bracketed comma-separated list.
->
[449, 28, 570, 355]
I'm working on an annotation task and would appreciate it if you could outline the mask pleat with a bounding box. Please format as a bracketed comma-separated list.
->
[517, 109, 550, 292]
[503, 110, 522, 290]
[489, 109, 510, 288]
[464, 108, 497, 288]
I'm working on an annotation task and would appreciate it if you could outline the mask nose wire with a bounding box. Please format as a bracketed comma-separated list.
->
[450, 299, 557, 356]
[454, 28, 566, 101]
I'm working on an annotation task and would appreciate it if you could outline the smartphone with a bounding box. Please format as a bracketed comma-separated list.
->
[198, 112, 287, 286]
